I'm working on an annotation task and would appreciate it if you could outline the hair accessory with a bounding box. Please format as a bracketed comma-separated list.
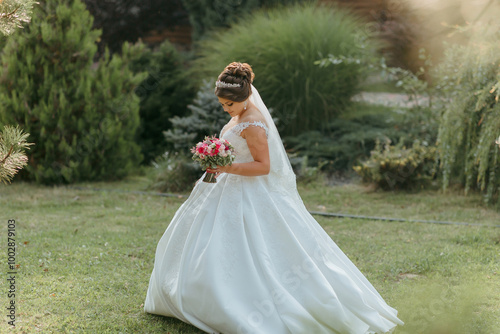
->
[216, 81, 241, 88]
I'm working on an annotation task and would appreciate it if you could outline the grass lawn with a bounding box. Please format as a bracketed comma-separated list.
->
[1, 177, 499, 333]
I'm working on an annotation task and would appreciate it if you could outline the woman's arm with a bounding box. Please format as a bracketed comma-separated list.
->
[207, 125, 270, 176]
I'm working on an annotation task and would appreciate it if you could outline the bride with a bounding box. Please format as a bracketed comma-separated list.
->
[144, 62, 404, 334]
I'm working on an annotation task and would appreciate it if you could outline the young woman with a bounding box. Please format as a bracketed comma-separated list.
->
[144, 62, 404, 334]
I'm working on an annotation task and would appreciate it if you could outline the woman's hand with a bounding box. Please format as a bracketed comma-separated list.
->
[206, 165, 232, 178]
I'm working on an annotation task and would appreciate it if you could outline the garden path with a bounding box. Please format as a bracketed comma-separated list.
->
[352, 92, 430, 108]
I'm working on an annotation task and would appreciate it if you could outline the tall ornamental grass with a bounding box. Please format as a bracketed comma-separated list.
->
[435, 30, 500, 206]
[194, 3, 379, 137]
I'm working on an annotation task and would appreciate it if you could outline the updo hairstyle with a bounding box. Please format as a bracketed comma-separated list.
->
[215, 62, 255, 102]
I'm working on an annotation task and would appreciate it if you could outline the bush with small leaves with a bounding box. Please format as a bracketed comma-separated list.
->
[353, 139, 437, 190]
[148, 152, 200, 193]
[286, 103, 439, 174]
[163, 80, 230, 155]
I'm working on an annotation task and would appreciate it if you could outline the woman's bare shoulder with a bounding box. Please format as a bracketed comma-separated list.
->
[238, 108, 269, 139]
[239, 107, 267, 126]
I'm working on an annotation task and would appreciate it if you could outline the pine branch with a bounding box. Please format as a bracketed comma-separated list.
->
[0, 6, 20, 21]
[0, 144, 13, 165]
[0, 0, 37, 36]
[0, 125, 34, 184]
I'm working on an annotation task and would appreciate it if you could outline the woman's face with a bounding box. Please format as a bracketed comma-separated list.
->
[218, 97, 246, 118]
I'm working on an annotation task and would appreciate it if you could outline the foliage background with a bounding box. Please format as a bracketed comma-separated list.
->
[0, 0, 145, 184]
[149, 81, 230, 193]
[127, 40, 196, 164]
[181, 0, 306, 40]
[83, 0, 189, 54]
[193, 2, 380, 138]
[435, 28, 500, 206]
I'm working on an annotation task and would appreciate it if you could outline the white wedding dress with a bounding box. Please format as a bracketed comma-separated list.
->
[144, 86, 404, 334]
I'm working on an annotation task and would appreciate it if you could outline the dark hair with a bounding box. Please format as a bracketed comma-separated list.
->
[215, 62, 255, 102]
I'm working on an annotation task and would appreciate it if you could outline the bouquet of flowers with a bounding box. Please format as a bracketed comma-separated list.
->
[191, 136, 236, 183]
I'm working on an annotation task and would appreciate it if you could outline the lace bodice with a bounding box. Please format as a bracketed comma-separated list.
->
[220, 120, 269, 138]
[219, 120, 297, 194]
[220, 121, 269, 164]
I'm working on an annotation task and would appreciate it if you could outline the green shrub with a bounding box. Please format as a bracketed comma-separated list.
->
[289, 155, 327, 185]
[194, 2, 379, 137]
[353, 139, 437, 190]
[296, 51, 437, 176]
[128, 40, 196, 164]
[0, 0, 146, 184]
[148, 152, 200, 193]
[434, 30, 500, 205]
[164, 80, 230, 155]
[286, 103, 439, 173]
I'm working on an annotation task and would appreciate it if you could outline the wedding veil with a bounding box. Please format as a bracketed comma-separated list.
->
[249, 84, 297, 193]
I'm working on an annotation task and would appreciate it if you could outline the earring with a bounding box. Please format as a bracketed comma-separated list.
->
[243, 101, 248, 111]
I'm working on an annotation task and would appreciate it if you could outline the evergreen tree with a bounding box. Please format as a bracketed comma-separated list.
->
[128, 40, 195, 164]
[0, 0, 146, 184]
[149, 80, 229, 193]
[163, 80, 229, 155]
[0, 0, 36, 35]
[0, 1, 36, 182]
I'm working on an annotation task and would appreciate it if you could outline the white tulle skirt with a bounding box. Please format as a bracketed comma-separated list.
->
[144, 173, 403, 334]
